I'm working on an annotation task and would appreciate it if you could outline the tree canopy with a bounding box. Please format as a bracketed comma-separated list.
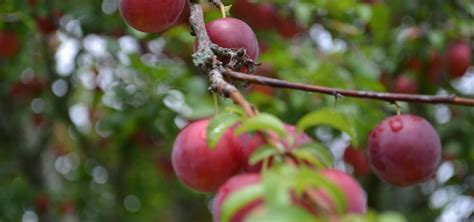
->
[0, 0, 473, 221]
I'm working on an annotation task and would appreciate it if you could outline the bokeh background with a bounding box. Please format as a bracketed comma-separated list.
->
[0, 0, 473, 221]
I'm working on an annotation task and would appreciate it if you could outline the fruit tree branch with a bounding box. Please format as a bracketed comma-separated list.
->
[189, 1, 288, 151]
[189, 1, 257, 117]
[223, 69, 474, 106]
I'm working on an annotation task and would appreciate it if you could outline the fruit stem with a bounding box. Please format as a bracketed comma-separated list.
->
[393, 102, 401, 115]
[219, 3, 226, 18]
[208, 0, 226, 18]
[213, 92, 219, 115]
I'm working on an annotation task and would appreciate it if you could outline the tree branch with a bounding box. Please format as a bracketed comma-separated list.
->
[189, 1, 287, 151]
[189, 1, 258, 117]
[223, 69, 474, 106]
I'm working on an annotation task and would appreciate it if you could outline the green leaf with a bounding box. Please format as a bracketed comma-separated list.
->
[224, 104, 246, 117]
[262, 170, 293, 206]
[246, 205, 320, 222]
[220, 184, 264, 222]
[356, 4, 372, 22]
[249, 145, 281, 166]
[297, 107, 358, 147]
[341, 211, 407, 222]
[369, 4, 390, 44]
[206, 113, 240, 149]
[291, 142, 334, 168]
[235, 113, 286, 137]
[377, 212, 408, 222]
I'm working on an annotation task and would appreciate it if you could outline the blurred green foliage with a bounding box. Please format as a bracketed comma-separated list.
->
[0, 0, 473, 221]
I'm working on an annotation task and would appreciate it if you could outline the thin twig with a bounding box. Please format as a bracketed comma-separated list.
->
[223, 69, 474, 106]
[229, 90, 255, 117]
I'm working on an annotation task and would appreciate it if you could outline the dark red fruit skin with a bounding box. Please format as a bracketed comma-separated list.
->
[393, 75, 417, 94]
[9, 77, 46, 103]
[367, 115, 442, 186]
[175, 1, 190, 25]
[233, 0, 277, 30]
[28, 0, 38, 7]
[249, 84, 274, 96]
[252, 4, 278, 29]
[119, 0, 185, 33]
[445, 41, 471, 78]
[237, 124, 312, 172]
[206, 18, 259, 60]
[34, 193, 49, 214]
[32, 113, 47, 128]
[131, 129, 155, 149]
[343, 146, 370, 177]
[234, 132, 265, 172]
[35, 16, 57, 34]
[212, 173, 263, 222]
[378, 71, 391, 90]
[172, 119, 242, 193]
[406, 57, 423, 72]
[427, 51, 443, 84]
[36, 17, 55, 33]
[318, 169, 367, 214]
[276, 18, 305, 39]
[155, 155, 175, 178]
[35, 10, 63, 34]
[59, 200, 75, 215]
[0, 31, 21, 58]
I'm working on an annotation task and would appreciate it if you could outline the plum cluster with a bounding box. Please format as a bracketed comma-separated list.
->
[171, 113, 443, 220]
[171, 118, 367, 221]
[117, 1, 445, 220]
[391, 41, 471, 94]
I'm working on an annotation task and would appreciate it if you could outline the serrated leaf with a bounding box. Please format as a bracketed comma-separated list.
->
[292, 142, 334, 168]
[297, 107, 358, 147]
[206, 113, 240, 149]
[248, 145, 280, 165]
[235, 113, 286, 137]
[220, 184, 264, 222]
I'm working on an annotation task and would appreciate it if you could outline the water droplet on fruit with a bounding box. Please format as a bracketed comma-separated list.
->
[389, 118, 403, 132]
[377, 126, 385, 133]
[409, 115, 422, 122]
